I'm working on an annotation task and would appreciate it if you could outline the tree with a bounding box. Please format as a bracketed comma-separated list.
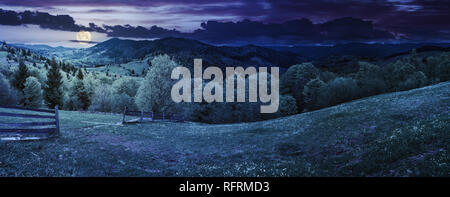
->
[355, 62, 386, 97]
[280, 63, 320, 94]
[327, 77, 358, 106]
[23, 77, 43, 108]
[438, 57, 450, 82]
[291, 77, 310, 112]
[112, 78, 140, 97]
[135, 55, 178, 113]
[303, 78, 328, 110]
[0, 73, 18, 105]
[89, 85, 113, 112]
[44, 57, 63, 109]
[71, 69, 91, 110]
[384, 60, 429, 91]
[11, 60, 30, 104]
[279, 95, 298, 117]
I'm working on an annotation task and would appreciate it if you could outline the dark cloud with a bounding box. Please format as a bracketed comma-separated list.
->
[0, 0, 449, 43]
[69, 40, 99, 44]
[0, 9, 84, 31]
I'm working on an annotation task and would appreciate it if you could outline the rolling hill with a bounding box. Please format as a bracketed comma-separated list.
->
[1, 82, 448, 176]
[19, 37, 306, 68]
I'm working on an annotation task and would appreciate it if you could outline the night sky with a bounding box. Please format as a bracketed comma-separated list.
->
[0, 0, 449, 47]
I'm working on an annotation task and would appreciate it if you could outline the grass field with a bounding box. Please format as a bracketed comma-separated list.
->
[0, 82, 449, 177]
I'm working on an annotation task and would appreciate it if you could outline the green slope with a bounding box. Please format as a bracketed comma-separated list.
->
[0, 82, 448, 176]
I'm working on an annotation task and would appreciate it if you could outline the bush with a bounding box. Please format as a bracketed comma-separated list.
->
[23, 77, 43, 108]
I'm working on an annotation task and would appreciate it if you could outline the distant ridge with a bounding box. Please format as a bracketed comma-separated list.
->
[83, 37, 306, 68]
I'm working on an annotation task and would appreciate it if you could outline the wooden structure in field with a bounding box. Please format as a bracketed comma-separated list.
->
[121, 107, 184, 124]
[0, 105, 60, 141]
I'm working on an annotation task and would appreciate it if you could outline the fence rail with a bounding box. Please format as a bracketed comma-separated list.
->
[122, 107, 184, 124]
[0, 105, 60, 141]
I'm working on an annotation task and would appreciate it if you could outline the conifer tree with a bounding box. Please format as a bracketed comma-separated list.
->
[12, 60, 30, 104]
[71, 69, 90, 110]
[23, 77, 43, 108]
[44, 57, 63, 109]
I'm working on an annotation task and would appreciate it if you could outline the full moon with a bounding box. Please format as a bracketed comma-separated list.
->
[76, 31, 91, 44]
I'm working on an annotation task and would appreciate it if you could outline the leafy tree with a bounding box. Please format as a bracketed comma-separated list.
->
[44, 57, 63, 109]
[398, 71, 428, 90]
[112, 78, 139, 97]
[279, 95, 298, 117]
[303, 78, 328, 110]
[89, 85, 114, 112]
[384, 60, 429, 91]
[23, 77, 43, 108]
[327, 77, 358, 106]
[135, 55, 178, 113]
[0, 73, 18, 105]
[437, 55, 450, 82]
[280, 63, 320, 94]
[355, 62, 386, 97]
[319, 71, 337, 83]
[291, 77, 310, 112]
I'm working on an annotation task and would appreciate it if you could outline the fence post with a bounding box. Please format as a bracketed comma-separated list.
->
[122, 106, 127, 124]
[55, 106, 60, 135]
[140, 110, 144, 122]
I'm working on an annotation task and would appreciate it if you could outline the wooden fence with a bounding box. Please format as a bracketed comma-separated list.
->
[0, 105, 60, 141]
[122, 107, 184, 124]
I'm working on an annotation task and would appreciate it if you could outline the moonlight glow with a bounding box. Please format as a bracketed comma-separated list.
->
[76, 31, 91, 44]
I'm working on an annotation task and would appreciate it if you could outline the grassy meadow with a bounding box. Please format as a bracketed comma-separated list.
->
[0, 82, 448, 177]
